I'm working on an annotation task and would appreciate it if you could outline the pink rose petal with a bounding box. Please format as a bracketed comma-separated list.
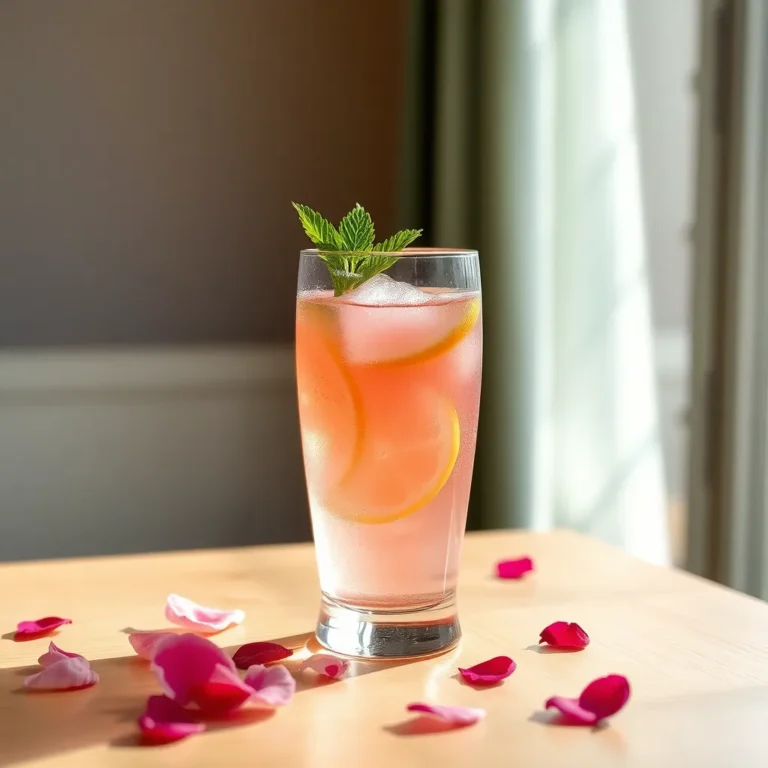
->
[299, 653, 350, 679]
[38, 642, 85, 667]
[545, 674, 631, 725]
[406, 703, 485, 726]
[233, 641, 292, 670]
[15, 617, 72, 640]
[495, 557, 534, 580]
[152, 634, 243, 711]
[24, 657, 98, 691]
[164, 593, 245, 633]
[243, 664, 296, 706]
[129, 631, 175, 661]
[539, 621, 590, 650]
[458, 655, 516, 685]
[151, 633, 294, 716]
[545, 696, 598, 724]
[138, 695, 205, 743]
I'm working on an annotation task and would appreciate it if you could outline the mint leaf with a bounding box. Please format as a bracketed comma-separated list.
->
[372, 229, 422, 252]
[292, 203, 343, 250]
[293, 202, 422, 295]
[338, 203, 375, 252]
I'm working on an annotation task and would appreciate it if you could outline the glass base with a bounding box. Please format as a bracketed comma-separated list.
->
[315, 593, 461, 659]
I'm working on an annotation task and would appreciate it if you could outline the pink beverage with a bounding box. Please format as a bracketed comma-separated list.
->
[296, 256, 482, 658]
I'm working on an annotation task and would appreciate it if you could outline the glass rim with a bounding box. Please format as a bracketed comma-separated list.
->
[299, 247, 478, 259]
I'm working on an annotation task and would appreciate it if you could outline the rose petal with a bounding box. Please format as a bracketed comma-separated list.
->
[243, 664, 296, 706]
[24, 657, 98, 691]
[38, 642, 85, 667]
[495, 557, 534, 580]
[164, 593, 245, 633]
[151, 633, 238, 707]
[299, 654, 350, 679]
[458, 655, 516, 685]
[15, 617, 72, 639]
[539, 621, 590, 650]
[545, 674, 630, 725]
[578, 674, 631, 721]
[129, 631, 175, 661]
[188, 663, 254, 715]
[233, 641, 292, 670]
[138, 695, 205, 743]
[406, 703, 485, 726]
[545, 696, 598, 724]
[150, 633, 292, 716]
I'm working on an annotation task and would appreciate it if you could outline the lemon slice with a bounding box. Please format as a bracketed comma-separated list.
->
[296, 301, 364, 491]
[325, 388, 461, 524]
[339, 294, 480, 367]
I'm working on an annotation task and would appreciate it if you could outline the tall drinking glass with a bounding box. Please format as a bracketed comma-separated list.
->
[296, 249, 482, 658]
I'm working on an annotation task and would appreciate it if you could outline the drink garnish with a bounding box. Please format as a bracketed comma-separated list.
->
[292, 202, 422, 296]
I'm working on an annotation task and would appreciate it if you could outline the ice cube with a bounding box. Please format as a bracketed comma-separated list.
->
[344, 274, 431, 306]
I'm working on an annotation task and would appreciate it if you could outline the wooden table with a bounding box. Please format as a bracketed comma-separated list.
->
[2, 530, 768, 767]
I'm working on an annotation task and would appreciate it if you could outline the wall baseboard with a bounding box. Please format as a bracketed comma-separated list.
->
[0, 345, 308, 562]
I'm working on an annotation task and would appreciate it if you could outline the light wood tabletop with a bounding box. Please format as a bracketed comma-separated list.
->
[2, 529, 768, 767]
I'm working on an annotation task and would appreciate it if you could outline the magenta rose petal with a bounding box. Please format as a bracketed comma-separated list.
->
[129, 631, 175, 661]
[164, 594, 245, 633]
[578, 674, 631, 720]
[38, 642, 85, 667]
[151, 633, 240, 707]
[539, 621, 590, 650]
[138, 695, 205, 743]
[299, 654, 350, 679]
[406, 703, 485, 726]
[233, 641, 292, 670]
[243, 664, 296, 706]
[24, 657, 99, 691]
[544, 674, 631, 726]
[458, 655, 516, 685]
[15, 617, 72, 640]
[188, 663, 254, 715]
[150, 633, 293, 716]
[495, 557, 534, 580]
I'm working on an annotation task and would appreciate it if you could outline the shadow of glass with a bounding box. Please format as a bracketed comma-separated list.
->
[222, 630, 426, 692]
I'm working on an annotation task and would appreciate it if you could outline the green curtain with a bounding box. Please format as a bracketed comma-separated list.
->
[399, 0, 671, 564]
[399, 0, 552, 532]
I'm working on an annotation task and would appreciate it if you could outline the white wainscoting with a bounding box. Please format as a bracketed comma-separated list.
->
[0, 336, 690, 563]
[0, 345, 309, 561]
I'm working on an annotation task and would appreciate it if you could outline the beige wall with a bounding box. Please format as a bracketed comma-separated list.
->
[0, 0, 407, 346]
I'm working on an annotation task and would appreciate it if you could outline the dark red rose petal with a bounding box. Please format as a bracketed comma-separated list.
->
[232, 641, 293, 670]
[539, 621, 590, 649]
[458, 656, 516, 685]
[495, 557, 534, 579]
[15, 617, 72, 640]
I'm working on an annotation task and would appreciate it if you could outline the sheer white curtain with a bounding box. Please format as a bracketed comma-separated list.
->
[412, 0, 670, 563]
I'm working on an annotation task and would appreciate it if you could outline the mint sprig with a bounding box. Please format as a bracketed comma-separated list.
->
[293, 202, 422, 296]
